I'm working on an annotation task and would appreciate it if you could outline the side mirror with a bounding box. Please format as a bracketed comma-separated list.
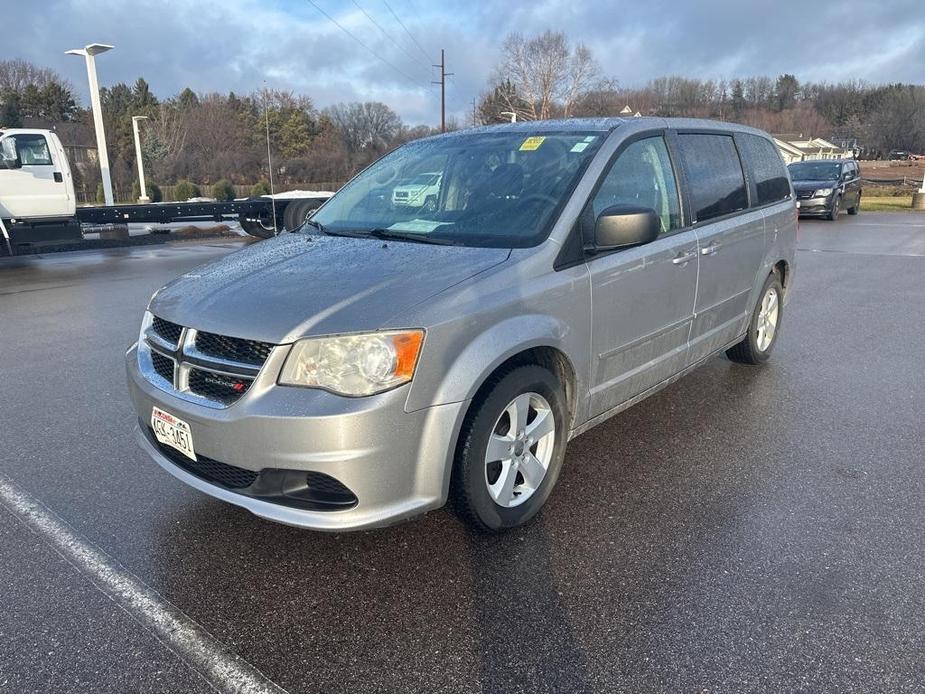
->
[0, 138, 21, 169]
[594, 205, 661, 250]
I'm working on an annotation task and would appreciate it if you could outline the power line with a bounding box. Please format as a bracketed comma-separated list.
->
[350, 0, 432, 80]
[304, 0, 428, 88]
[381, 0, 434, 64]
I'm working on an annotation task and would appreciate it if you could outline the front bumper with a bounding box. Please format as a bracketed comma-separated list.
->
[797, 193, 836, 216]
[126, 344, 466, 531]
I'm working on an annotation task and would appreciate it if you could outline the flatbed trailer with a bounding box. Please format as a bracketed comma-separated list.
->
[0, 127, 331, 255]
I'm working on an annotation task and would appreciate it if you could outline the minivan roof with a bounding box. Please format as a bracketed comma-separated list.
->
[437, 117, 775, 139]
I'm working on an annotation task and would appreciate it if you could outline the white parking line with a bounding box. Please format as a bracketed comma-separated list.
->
[0, 476, 288, 694]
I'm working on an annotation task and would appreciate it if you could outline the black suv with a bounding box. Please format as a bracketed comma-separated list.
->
[788, 159, 862, 220]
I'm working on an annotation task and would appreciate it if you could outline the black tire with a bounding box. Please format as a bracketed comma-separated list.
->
[238, 213, 277, 239]
[827, 195, 841, 221]
[423, 196, 437, 213]
[282, 199, 320, 231]
[451, 364, 569, 532]
[847, 193, 860, 215]
[726, 272, 784, 365]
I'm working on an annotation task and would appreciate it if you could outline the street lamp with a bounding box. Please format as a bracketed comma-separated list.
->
[500, 111, 517, 123]
[132, 116, 149, 203]
[66, 43, 114, 206]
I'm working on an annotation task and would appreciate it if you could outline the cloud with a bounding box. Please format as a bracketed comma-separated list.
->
[6, 0, 924, 126]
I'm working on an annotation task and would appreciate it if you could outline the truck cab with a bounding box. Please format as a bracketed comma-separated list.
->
[0, 128, 76, 221]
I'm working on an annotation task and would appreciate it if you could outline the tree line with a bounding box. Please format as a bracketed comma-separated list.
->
[0, 59, 446, 202]
[1, 38, 923, 202]
[475, 31, 925, 158]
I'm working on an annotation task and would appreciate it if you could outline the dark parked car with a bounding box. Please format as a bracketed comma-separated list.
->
[788, 159, 862, 220]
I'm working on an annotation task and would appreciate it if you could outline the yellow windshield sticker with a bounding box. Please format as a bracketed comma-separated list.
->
[519, 136, 546, 151]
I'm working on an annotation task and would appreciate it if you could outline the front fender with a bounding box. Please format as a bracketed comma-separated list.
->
[406, 311, 590, 424]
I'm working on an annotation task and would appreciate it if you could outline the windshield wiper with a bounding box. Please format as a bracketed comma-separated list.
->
[316, 227, 459, 245]
[302, 219, 325, 233]
[365, 228, 459, 245]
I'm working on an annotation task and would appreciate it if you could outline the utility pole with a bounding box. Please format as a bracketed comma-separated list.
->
[432, 49, 453, 133]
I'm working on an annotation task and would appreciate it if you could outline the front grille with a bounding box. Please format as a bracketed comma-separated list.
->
[152, 315, 182, 345]
[797, 190, 815, 199]
[151, 429, 259, 489]
[147, 428, 358, 510]
[150, 351, 175, 382]
[188, 368, 252, 403]
[142, 320, 275, 407]
[195, 331, 273, 366]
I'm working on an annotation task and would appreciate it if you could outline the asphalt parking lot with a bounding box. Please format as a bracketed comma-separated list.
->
[1, 212, 923, 693]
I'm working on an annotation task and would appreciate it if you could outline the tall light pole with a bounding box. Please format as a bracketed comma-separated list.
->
[66, 43, 114, 205]
[131, 116, 149, 203]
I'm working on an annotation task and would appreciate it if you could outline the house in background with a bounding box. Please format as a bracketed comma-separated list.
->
[773, 133, 855, 162]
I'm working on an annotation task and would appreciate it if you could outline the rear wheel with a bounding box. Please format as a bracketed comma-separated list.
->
[847, 193, 861, 215]
[451, 365, 568, 532]
[283, 199, 321, 231]
[726, 273, 783, 365]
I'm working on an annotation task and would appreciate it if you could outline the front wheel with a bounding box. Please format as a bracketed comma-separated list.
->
[451, 365, 568, 532]
[827, 195, 841, 221]
[726, 273, 784, 365]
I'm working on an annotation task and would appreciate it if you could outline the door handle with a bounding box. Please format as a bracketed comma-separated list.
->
[672, 250, 697, 265]
[53, 172, 63, 182]
[700, 241, 721, 255]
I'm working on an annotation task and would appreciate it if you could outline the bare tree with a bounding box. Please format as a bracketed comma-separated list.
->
[0, 59, 64, 93]
[324, 102, 402, 165]
[493, 30, 599, 120]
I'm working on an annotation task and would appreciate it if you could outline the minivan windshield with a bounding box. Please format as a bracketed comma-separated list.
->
[310, 131, 605, 247]
[788, 161, 841, 181]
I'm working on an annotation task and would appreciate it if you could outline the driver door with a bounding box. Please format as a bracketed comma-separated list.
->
[586, 134, 698, 418]
[0, 133, 71, 219]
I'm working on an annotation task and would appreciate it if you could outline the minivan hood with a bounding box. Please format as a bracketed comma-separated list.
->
[792, 179, 837, 190]
[149, 234, 510, 343]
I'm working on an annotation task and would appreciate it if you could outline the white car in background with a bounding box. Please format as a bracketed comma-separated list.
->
[391, 172, 442, 211]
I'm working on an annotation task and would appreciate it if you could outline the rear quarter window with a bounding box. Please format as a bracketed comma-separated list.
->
[738, 133, 791, 206]
[678, 133, 748, 223]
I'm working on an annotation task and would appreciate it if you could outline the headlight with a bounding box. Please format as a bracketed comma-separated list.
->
[138, 310, 153, 346]
[279, 330, 424, 396]
[815, 188, 833, 197]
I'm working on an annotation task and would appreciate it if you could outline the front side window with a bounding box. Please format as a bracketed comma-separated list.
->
[738, 134, 791, 206]
[311, 131, 605, 248]
[678, 133, 748, 223]
[590, 136, 681, 233]
[13, 134, 53, 166]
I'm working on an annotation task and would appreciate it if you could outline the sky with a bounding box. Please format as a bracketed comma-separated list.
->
[6, 0, 924, 127]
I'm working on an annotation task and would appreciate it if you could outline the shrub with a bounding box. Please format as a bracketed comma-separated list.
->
[212, 178, 235, 202]
[251, 180, 272, 196]
[174, 180, 201, 201]
[131, 180, 163, 203]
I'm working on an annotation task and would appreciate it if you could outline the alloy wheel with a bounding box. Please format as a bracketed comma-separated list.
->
[484, 392, 556, 508]
[756, 287, 780, 352]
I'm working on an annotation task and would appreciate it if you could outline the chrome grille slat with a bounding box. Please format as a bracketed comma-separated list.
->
[139, 316, 276, 408]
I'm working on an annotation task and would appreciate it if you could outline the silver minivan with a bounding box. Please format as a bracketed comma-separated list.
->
[126, 118, 796, 532]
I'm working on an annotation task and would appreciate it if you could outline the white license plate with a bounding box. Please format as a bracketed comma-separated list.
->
[151, 407, 197, 461]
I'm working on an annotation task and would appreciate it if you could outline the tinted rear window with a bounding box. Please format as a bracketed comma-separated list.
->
[678, 134, 748, 222]
[738, 134, 791, 206]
